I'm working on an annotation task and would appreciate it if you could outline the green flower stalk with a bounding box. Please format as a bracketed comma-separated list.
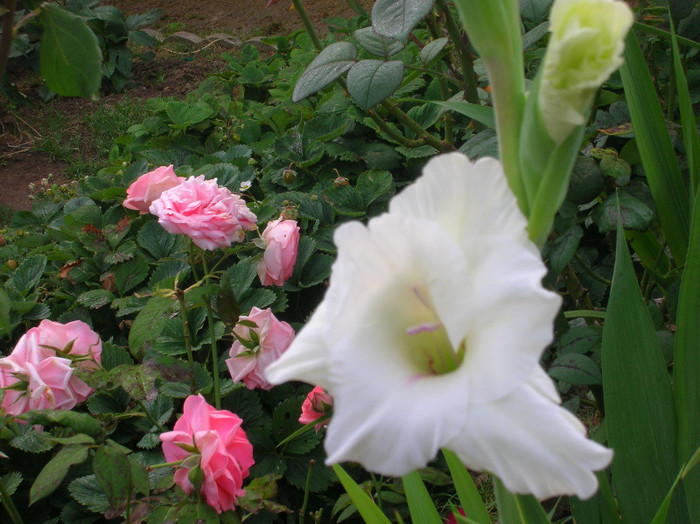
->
[520, 0, 633, 245]
[453, 0, 528, 215]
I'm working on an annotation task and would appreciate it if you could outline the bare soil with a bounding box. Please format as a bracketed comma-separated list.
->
[0, 0, 371, 216]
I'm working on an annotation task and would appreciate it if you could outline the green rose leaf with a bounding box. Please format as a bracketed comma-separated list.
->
[30, 445, 90, 505]
[594, 190, 654, 232]
[39, 3, 103, 100]
[420, 38, 448, 65]
[94, 444, 132, 517]
[347, 60, 404, 109]
[293, 42, 358, 102]
[548, 353, 602, 385]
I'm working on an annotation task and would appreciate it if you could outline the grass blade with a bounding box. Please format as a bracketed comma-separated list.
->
[601, 210, 685, 522]
[402, 470, 442, 524]
[443, 449, 491, 524]
[493, 477, 550, 524]
[619, 30, 689, 266]
[332, 464, 391, 524]
[673, 189, 700, 521]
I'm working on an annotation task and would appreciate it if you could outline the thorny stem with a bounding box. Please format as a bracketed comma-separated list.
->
[201, 257, 221, 409]
[367, 109, 424, 148]
[137, 399, 166, 433]
[381, 99, 451, 151]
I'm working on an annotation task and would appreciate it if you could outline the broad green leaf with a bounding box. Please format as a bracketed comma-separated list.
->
[332, 464, 391, 524]
[6, 254, 47, 295]
[293, 42, 358, 102]
[673, 186, 700, 521]
[548, 224, 582, 274]
[593, 190, 654, 232]
[620, 30, 689, 265]
[652, 446, 700, 524]
[128, 296, 174, 356]
[114, 254, 150, 295]
[493, 477, 550, 523]
[30, 445, 89, 505]
[94, 444, 132, 513]
[443, 449, 491, 524]
[670, 20, 700, 198]
[165, 100, 216, 128]
[420, 38, 448, 64]
[39, 4, 102, 99]
[372, 0, 436, 40]
[519, 0, 553, 23]
[429, 100, 495, 129]
[402, 470, 442, 524]
[602, 217, 685, 522]
[347, 60, 404, 109]
[570, 470, 620, 524]
[137, 220, 177, 259]
[557, 326, 601, 355]
[77, 289, 115, 309]
[548, 353, 602, 385]
[353, 27, 405, 57]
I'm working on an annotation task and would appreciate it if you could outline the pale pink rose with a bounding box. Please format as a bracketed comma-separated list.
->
[257, 217, 300, 286]
[226, 307, 294, 390]
[159, 394, 254, 514]
[123, 165, 182, 214]
[0, 330, 87, 415]
[299, 386, 333, 432]
[149, 175, 257, 251]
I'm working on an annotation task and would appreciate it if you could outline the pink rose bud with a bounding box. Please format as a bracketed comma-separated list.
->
[256, 217, 300, 286]
[123, 165, 182, 214]
[149, 175, 257, 251]
[0, 320, 102, 415]
[445, 508, 467, 524]
[299, 386, 333, 432]
[226, 307, 294, 390]
[160, 394, 254, 514]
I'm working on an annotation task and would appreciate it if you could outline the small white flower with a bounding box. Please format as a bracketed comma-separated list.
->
[539, 0, 633, 143]
[239, 180, 252, 191]
[266, 153, 612, 499]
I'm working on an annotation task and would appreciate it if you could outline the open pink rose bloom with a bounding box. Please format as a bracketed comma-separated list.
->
[159, 394, 254, 514]
[0, 319, 102, 415]
[257, 217, 300, 286]
[123, 164, 182, 214]
[226, 307, 295, 390]
[299, 385, 333, 432]
[149, 175, 257, 250]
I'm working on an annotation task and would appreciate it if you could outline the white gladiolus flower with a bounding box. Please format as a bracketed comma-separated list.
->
[265, 153, 613, 499]
[539, 0, 633, 143]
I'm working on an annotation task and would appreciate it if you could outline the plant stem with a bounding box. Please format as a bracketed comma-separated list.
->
[0, 475, 24, 524]
[366, 109, 423, 148]
[136, 400, 166, 432]
[202, 257, 221, 409]
[381, 99, 451, 151]
[299, 460, 314, 524]
[176, 291, 196, 393]
[0, 0, 16, 89]
[291, 0, 323, 51]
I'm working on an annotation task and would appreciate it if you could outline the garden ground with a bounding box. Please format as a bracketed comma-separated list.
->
[0, 0, 371, 214]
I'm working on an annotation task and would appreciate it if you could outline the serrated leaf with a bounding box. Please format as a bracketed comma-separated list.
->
[128, 296, 174, 356]
[6, 254, 47, 295]
[549, 224, 583, 274]
[594, 190, 654, 232]
[347, 60, 404, 109]
[94, 444, 132, 513]
[40, 4, 102, 99]
[137, 220, 177, 259]
[77, 289, 115, 309]
[0, 472, 23, 499]
[10, 426, 54, 453]
[30, 445, 89, 505]
[558, 326, 601, 355]
[353, 27, 405, 57]
[69, 475, 110, 513]
[300, 254, 333, 288]
[293, 42, 358, 102]
[549, 353, 602, 385]
[114, 254, 150, 295]
[165, 100, 216, 128]
[372, 0, 436, 40]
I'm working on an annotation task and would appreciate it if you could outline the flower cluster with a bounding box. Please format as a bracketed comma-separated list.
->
[0, 320, 102, 415]
[266, 152, 613, 500]
[226, 307, 295, 390]
[160, 394, 254, 514]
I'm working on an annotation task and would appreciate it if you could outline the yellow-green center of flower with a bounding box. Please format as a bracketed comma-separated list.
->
[406, 286, 465, 375]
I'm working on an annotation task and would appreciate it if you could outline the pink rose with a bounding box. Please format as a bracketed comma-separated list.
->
[149, 175, 257, 250]
[257, 217, 300, 286]
[159, 394, 254, 514]
[225, 307, 294, 390]
[0, 320, 101, 415]
[299, 386, 333, 432]
[123, 165, 182, 214]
